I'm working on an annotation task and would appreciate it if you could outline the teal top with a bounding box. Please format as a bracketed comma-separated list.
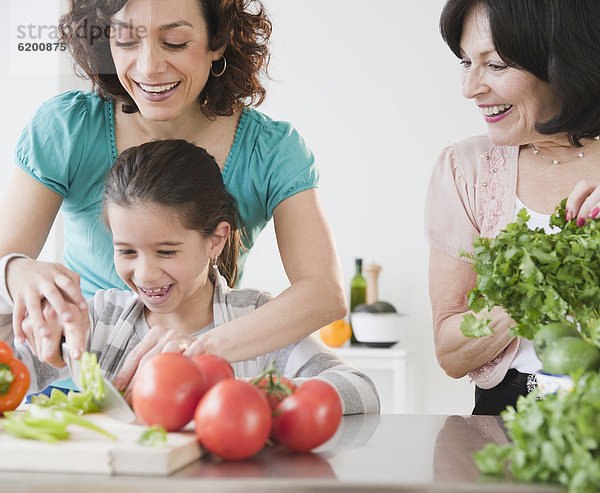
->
[15, 90, 319, 298]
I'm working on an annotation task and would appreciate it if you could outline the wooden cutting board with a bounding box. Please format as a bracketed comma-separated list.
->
[0, 412, 203, 476]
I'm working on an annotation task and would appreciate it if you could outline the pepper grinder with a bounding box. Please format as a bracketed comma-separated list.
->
[363, 263, 382, 305]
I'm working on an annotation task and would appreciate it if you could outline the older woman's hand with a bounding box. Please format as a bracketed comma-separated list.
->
[566, 179, 600, 225]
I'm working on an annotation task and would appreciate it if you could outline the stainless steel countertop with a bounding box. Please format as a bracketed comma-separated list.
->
[0, 414, 564, 492]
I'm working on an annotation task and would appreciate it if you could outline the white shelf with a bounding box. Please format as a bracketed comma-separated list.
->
[334, 343, 408, 359]
[332, 343, 409, 414]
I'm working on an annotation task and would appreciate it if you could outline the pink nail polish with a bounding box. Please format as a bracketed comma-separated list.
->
[590, 207, 600, 218]
[577, 217, 586, 227]
[565, 210, 571, 221]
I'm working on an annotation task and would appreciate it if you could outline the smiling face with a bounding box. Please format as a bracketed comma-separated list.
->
[459, 5, 561, 146]
[107, 202, 216, 314]
[109, 0, 224, 121]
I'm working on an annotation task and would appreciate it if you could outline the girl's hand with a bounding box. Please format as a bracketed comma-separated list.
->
[7, 257, 88, 359]
[113, 325, 197, 398]
[182, 332, 210, 358]
[565, 180, 600, 224]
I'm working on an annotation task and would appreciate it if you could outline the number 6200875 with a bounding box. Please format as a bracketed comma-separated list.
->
[17, 42, 66, 52]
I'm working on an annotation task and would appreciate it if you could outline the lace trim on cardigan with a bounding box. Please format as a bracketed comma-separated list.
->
[469, 346, 508, 382]
[478, 146, 508, 238]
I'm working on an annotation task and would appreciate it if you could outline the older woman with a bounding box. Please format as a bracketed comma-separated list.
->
[0, 0, 346, 392]
[426, 0, 600, 414]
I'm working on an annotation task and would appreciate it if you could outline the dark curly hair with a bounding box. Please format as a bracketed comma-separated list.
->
[440, 0, 600, 146]
[59, 0, 272, 118]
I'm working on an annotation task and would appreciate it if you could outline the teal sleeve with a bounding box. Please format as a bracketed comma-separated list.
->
[252, 120, 319, 219]
[13, 91, 91, 198]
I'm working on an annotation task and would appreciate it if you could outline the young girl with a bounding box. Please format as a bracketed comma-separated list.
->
[0, 140, 379, 415]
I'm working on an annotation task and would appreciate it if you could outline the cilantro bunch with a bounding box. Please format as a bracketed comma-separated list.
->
[474, 371, 600, 492]
[461, 199, 600, 346]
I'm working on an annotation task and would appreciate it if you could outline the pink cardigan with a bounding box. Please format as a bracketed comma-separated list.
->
[425, 134, 521, 389]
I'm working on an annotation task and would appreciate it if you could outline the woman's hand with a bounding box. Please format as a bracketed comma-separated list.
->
[20, 298, 90, 367]
[565, 180, 600, 224]
[7, 257, 88, 359]
[113, 325, 200, 398]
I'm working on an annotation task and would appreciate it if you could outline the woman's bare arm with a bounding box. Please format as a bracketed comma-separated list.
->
[202, 188, 347, 360]
[429, 247, 514, 378]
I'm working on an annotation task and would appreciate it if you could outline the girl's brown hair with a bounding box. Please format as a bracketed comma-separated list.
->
[59, 0, 271, 118]
[103, 139, 241, 286]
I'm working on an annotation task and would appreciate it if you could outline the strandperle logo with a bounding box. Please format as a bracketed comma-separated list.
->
[16, 19, 146, 46]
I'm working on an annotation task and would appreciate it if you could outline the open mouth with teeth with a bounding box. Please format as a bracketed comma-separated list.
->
[480, 104, 513, 117]
[136, 81, 181, 95]
[138, 284, 174, 305]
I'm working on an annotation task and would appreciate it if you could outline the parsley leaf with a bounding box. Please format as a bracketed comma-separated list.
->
[461, 199, 600, 343]
[475, 372, 600, 492]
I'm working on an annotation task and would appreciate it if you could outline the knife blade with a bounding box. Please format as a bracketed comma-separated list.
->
[61, 342, 136, 423]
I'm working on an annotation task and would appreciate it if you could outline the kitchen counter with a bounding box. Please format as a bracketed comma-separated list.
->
[0, 414, 563, 492]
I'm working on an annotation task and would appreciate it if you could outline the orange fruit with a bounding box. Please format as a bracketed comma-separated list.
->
[319, 319, 351, 347]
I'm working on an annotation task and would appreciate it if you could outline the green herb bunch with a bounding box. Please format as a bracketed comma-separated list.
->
[475, 371, 600, 492]
[461, 199, 600, 346]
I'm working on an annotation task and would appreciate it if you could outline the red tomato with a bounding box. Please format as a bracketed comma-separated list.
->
[191, 354, 234, 390]
[254, 374, 297, 409]
[132, 353, 207, 431]
[194, 379, 272, 460]
[272, 379, 342, 452]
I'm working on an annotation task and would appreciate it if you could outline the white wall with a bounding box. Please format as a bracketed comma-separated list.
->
[2, 0, 487, 414]
[1, 0, 68, 260]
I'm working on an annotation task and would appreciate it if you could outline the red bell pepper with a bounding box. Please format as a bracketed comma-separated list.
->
[0, 340, 30, 413]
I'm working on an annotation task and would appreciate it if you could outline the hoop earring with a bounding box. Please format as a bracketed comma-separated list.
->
[210, 56, 227, 77]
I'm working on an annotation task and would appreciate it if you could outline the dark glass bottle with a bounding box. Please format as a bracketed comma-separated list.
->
[350, 258, 366, 343]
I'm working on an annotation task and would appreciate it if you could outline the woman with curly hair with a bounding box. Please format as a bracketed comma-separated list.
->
[0, 0, 346, 393]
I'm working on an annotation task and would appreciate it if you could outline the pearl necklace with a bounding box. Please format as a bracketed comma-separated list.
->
[530, 136, 600, 165]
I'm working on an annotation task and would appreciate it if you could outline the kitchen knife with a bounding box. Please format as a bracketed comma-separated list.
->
[61, 342, 137, 423]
